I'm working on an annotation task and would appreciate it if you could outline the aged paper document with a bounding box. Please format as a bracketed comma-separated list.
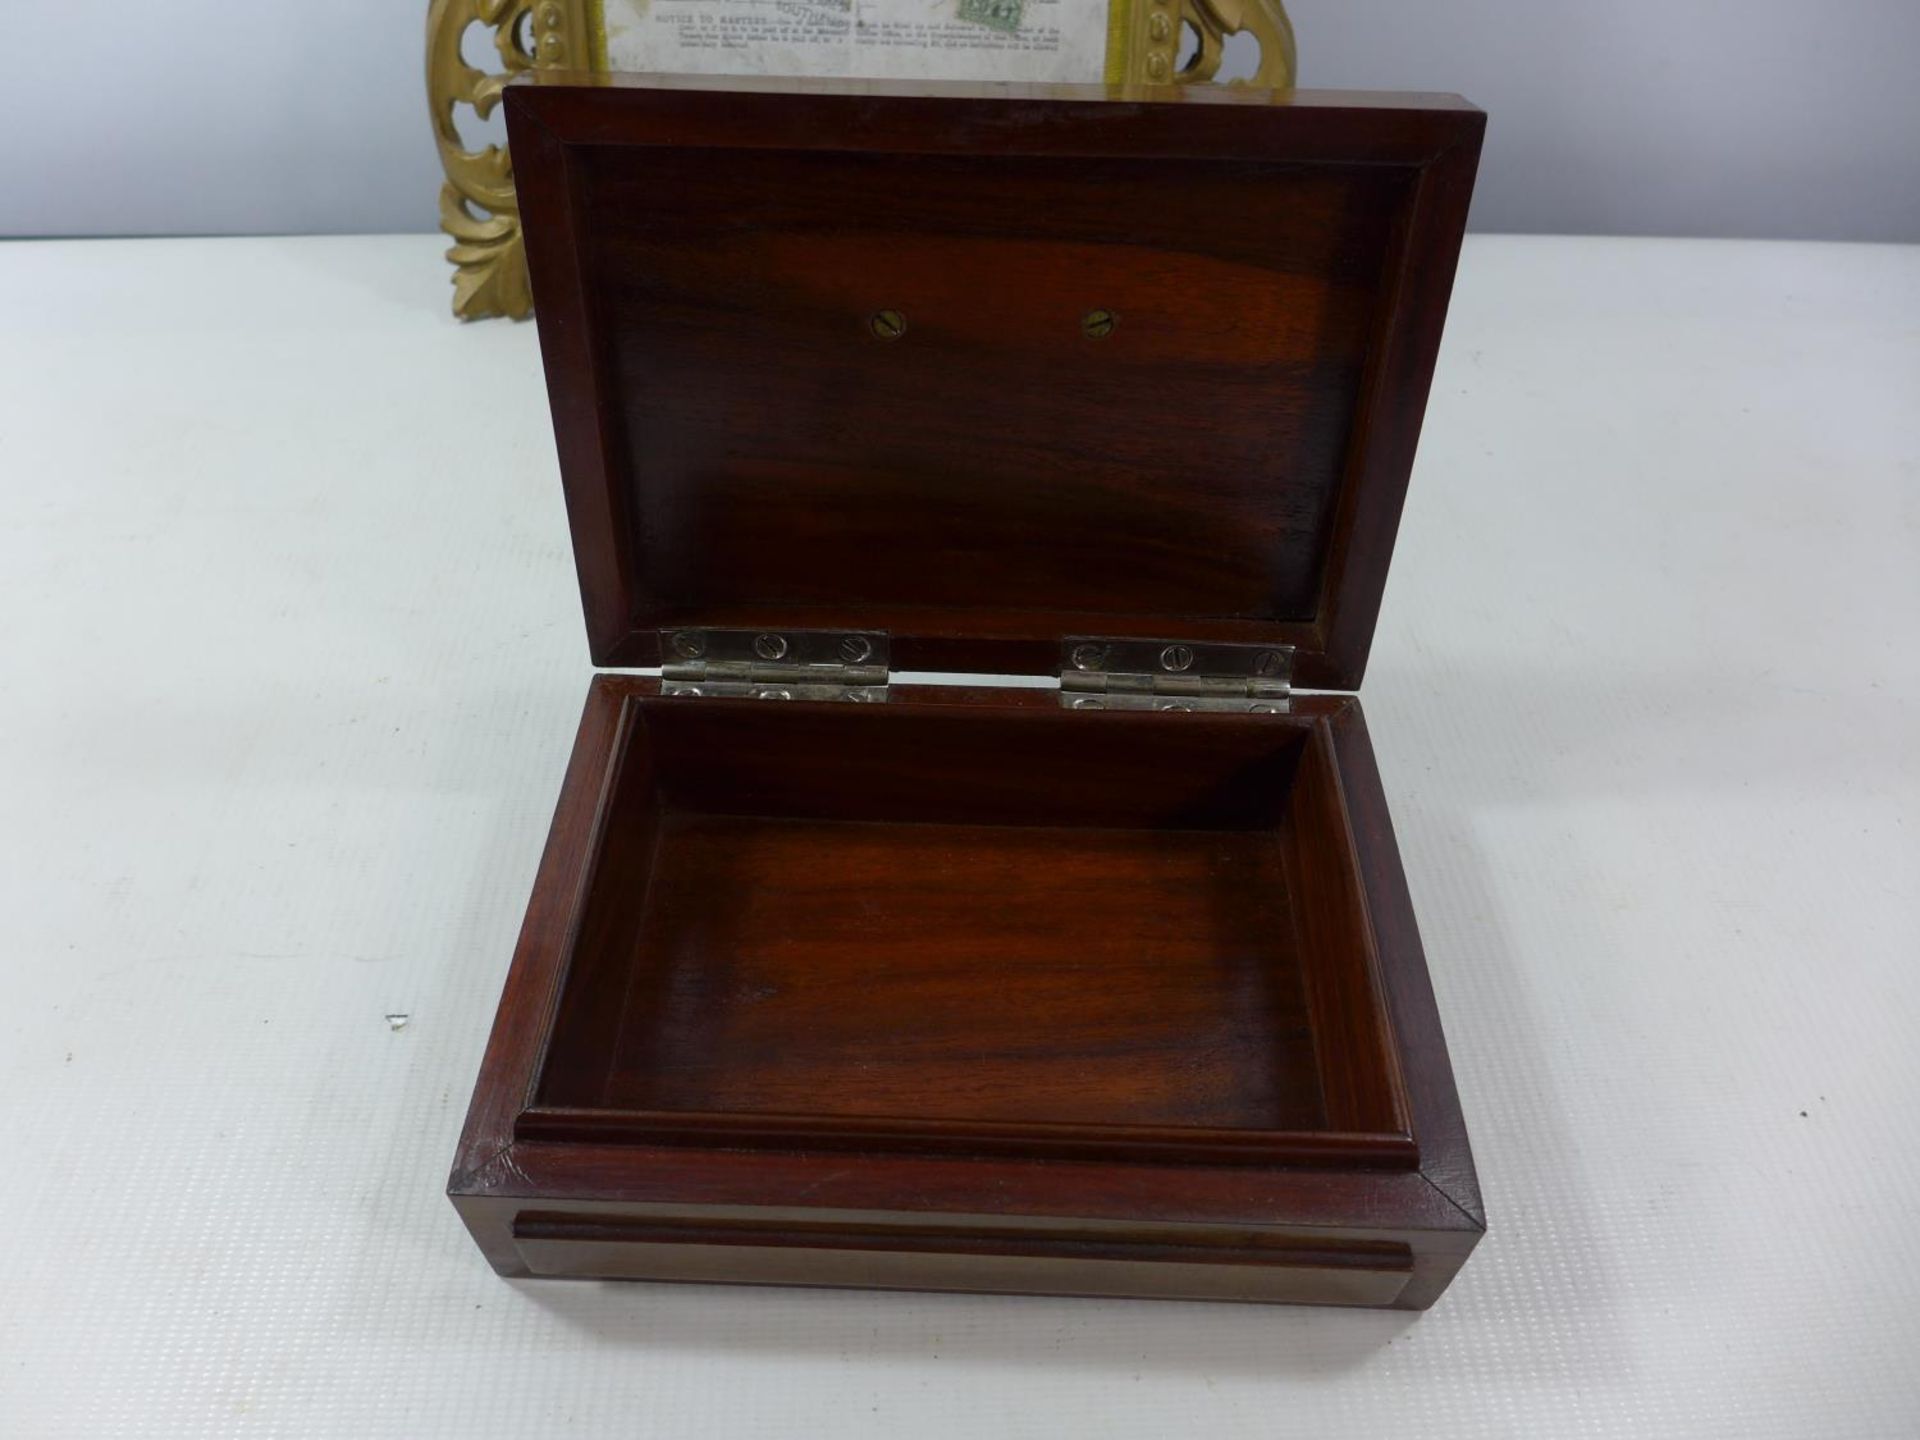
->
[601, 0, 1115, 84]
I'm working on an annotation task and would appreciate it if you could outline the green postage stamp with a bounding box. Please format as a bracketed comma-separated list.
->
[957, 0, 1025, 33]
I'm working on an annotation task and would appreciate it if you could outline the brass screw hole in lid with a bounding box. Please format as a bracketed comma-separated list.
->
[869, 309, 907, 340]
[1082, 308, 1118, 340]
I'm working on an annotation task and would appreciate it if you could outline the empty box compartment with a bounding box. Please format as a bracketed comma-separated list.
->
[519, 692, 1413, 1170]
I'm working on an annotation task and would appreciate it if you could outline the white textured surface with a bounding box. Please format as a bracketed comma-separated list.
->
[0, 234, 1915, 1436]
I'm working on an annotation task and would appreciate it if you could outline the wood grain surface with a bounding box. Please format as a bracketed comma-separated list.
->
[505, 78, 1483, 687]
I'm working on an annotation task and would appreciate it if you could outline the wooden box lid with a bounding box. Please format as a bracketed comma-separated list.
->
[506, 75, 1483, 689]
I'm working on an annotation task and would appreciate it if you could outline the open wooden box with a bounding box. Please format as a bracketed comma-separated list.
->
[451, 74, 1486, 1308]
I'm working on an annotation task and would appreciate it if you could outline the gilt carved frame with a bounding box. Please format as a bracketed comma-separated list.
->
[426, 0, 1295, 320]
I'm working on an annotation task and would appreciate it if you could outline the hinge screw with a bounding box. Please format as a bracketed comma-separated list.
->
[1082, 308, 1117, 340]
[1070, 643, 1108, 671]
[870, 309, 907, 341]
[670, 631, 706, 659]
[838, 634, 873, 663]
[753, 633, 789, 660]
[1253, 649, 1286, 678]
[1159, 644, 1194, 672]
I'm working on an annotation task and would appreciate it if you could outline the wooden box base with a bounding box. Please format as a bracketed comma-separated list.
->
[450, 678, 1482, 1308]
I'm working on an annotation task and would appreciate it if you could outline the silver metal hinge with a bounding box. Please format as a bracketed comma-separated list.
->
[1059, 637, 1293, 713]
[660, 628, 890, 702]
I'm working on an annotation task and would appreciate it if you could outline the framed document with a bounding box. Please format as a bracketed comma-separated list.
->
[427, 0, 1295, 318]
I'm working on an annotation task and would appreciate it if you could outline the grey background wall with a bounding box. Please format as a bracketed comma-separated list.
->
[6, 0, 1918, 241]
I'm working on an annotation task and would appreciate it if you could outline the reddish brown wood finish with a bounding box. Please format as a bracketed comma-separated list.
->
[450, 680, 1482, 1308]
[453, 79, 1486, 1308]
[520, 692, 1413, 1168]
[504, 75, 1484, 689]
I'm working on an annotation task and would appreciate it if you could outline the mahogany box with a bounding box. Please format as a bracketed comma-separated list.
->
[450, 73, 1487, 1308]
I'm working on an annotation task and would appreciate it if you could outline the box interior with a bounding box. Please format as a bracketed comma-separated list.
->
[526, 697, 1411, 1166]
[573, 144, 1406, 632]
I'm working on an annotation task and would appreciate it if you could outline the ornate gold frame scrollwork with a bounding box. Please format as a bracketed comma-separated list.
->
[426, 0, 1295, 320]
